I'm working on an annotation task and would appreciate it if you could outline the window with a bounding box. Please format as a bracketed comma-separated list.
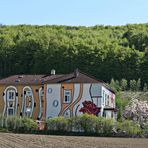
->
[23, 86, 34, 118]
[8, 108, 14, 116]
[105, 94, 107, 105]
[64, 90, 71, 103]
[8, 90, 15, 100]
[38, 88, 44, 119]
[5, 86, 18, 117]
[103, 90, 105, 105]
[107, 95, 109, 106]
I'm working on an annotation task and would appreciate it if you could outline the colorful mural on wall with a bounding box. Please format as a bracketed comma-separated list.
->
[45, 83, 116, 119]
[0, 69, 116, 120]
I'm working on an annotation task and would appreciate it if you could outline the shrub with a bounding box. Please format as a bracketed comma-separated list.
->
[0, 114, 6, 128]
[95, 117, 105, 134]
[124, 99, 148, 125]
[116, 92, 129, 121]
[101, 118, 115, 135]
[66, 117, 77, 132]
[74, 114, 98, 133]
[22, 117, 38, 133]
[117, 120, 141, 136]
[46, 116, 68, 132]
[142, 123, 148, 137]
[6, 116, 20, 131]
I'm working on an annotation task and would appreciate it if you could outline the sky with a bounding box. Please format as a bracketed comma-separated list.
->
[0, 0, 148, 26]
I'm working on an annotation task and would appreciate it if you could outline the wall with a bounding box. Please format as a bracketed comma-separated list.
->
[45, 83, 115, 119]
[0, 84, 43, 120]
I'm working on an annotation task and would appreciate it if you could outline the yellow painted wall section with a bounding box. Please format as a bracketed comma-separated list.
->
[0, 85, 5, 114]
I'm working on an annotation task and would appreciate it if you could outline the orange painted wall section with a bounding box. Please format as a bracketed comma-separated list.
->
[59, 83, 74, 116]
[43, 84, 47, 120]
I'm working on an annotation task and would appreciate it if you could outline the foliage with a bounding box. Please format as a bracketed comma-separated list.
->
[115, 92, 129, 121]
[6, 116, 20, 131]
[124, 99, 148, 125]
[117, 120, 141, 136]
[143, 83, 148, 92]
[136, 78, 141, 91]
[46, 116, 68, 132]
[95, 117, 105, 134]
[74, 114, 98, 133]
[21, 117, 38, 133]
[120, 79, 128, 91]
[0, 24, 148, 85]
[0, 114, 6, 128]
[101, 118, 115, 135]
[0, 114, 146, 137]
[129, 80, 137, 91]
[142, 123, 148, 137]
[110, 78, 120, 92]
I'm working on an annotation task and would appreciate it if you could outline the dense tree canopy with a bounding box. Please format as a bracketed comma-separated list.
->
[0, 24, 148, 84]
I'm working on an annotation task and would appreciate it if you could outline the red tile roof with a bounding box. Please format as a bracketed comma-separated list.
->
[0, 69, 115, 93]
[0, 74, 63, 85]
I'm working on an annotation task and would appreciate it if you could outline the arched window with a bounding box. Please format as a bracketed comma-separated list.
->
[38, 87, 44, 120]
[3, 86, 18, 117]
[22, 86, 34, 118]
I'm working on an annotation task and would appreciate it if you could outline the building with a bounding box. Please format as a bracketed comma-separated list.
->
[0, 69, 116, 120]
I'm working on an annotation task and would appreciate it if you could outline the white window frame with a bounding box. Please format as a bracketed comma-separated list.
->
[22, 86, 34, 118]
[3, 86, 18, 117]
[38, 87, 44, 120]
[64, 90, 71, 103]
[7, 90, 15, 101]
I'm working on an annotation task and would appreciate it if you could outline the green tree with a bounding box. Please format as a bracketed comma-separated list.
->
[130, 80, 137, 91]
[110, 78, 120, 92]
[136, 78, 141, 91]
[143, 83, 148, 92]
[120, 79, 128, 91]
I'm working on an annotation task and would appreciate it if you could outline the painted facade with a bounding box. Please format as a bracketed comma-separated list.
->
[0, 69, 116, 120]
[45, 83, 116, 119]
[0, 84, 44, 120]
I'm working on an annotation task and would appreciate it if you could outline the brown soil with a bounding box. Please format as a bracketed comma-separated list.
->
[0, 133, 148, 148]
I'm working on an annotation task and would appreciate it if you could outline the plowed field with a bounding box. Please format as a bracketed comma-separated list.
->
[0, 133, 148, 148]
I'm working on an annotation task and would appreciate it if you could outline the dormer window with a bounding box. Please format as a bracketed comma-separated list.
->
[64, 90, 71, 103]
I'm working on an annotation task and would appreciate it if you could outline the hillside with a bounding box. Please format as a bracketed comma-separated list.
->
[0, 24, 148, 84]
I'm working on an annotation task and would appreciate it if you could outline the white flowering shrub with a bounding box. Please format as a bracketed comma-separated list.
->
[124, 99, 148, 124]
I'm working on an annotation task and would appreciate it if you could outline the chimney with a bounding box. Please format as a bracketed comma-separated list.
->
[51, 69, 56, 75]
[74, 68, 79, 77]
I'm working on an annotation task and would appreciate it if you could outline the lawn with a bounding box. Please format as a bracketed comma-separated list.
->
[0, 133, 147, 148]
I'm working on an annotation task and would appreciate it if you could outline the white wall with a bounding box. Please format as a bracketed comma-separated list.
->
[46, 84, 61, 119]
[45, 83, 115, 119]
[73, 83, 92, 116]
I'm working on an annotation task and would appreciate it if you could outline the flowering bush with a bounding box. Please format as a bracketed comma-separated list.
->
[124, 99, 148, 125]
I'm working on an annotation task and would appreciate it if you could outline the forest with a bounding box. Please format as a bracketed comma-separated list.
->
[0, 24, 148, 85]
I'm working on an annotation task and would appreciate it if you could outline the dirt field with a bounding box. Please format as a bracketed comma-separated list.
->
[0, 133, 148, 148]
